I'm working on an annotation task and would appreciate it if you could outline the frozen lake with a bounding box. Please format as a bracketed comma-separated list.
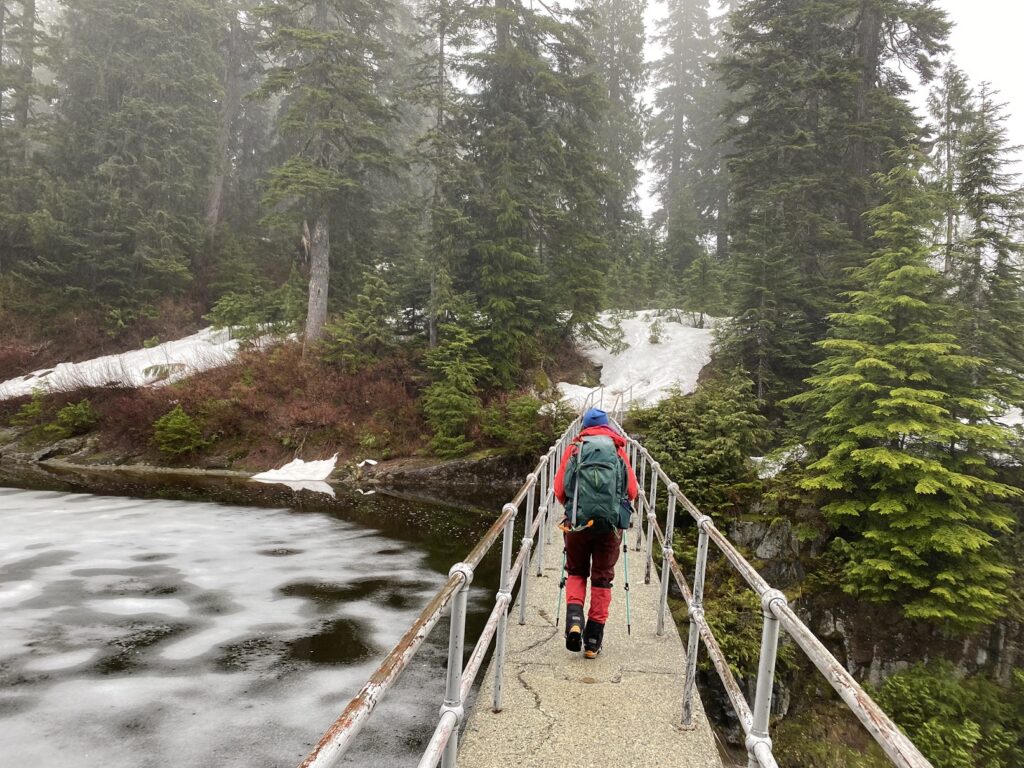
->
[0, 486, 496, 767]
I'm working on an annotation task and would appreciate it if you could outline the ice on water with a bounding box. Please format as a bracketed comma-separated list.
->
[0, 487, 446, 767]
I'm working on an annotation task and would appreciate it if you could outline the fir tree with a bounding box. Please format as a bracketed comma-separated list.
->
[256, 0, 396, 347]
[422, 320, 490, 458]
[650, 0, 712, 276]
[951, 84, 1024, 411]
[789, 156, 1019, 627]
[463, 0, 607, 385]
[18, 0, 221, 323]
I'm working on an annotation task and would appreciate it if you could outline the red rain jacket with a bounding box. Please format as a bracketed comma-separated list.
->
[553, 425, 639, 505]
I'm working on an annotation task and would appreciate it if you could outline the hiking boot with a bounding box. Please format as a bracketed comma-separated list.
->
[583, 619, 604, 659]
[565, 604, 584, 652]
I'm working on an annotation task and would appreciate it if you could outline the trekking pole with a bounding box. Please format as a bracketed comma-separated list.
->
[623, 535, 632, 635]
[554, 549, 567, 627]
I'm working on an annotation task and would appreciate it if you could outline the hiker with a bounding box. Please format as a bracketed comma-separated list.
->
[554, 407, 638, 658]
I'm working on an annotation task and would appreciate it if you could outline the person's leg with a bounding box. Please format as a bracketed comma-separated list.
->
[563, 530, 591, 652]
[584, 530, 621, 657]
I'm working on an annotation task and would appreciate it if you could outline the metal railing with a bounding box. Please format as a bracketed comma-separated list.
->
[297, 417, 934, 768]
[623, 427, 933, 768]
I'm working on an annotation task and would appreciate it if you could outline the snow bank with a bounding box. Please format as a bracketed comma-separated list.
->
[251, 454, 338, 497]
[0, 327, 242, 401]
[557, 310, 718, 411]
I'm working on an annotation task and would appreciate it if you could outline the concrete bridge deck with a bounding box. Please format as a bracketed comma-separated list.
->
[459, 517, 724, 768]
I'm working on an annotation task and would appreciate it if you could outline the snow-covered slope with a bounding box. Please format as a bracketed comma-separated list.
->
[558, 311, 718, 411]
[0, 328, 241, 401]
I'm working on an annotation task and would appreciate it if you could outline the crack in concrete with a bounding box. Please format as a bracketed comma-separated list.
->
[516, 668, 556, 742]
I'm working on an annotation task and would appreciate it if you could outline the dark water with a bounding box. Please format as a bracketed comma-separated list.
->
[0, 486, 503, 767]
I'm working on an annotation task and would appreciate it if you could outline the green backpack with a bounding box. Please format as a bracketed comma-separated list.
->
[564, 435, 626, 532]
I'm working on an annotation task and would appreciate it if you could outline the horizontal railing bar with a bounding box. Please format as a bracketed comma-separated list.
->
[460, 594, 510, 704]
[628, 438, 930, 768]
[650, 516, 754, 734]
[299, 572, 465, 768]
[772, 601, 930, 768]
[417, 710, 458, 768]
[507, 501, 545, 589]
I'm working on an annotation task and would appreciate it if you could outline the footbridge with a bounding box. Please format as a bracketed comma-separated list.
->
[297, 404, 934, 768]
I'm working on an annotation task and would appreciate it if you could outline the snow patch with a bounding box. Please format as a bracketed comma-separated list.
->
[0, 327, 242, 401]
[557, 310, 718, 411]
[251, 455, 338, 497]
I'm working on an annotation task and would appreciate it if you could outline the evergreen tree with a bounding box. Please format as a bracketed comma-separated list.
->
[583, 0, 646, 233]
[320, 271, 398, 372]
[950, 84, 1024, 411]
[926, 63, 973, 275]
[18, 0, 221, 324]
[650, 0, 712, 277]
[681, 251, 722, 327]
[462, 0, 607, 385]
[422, 319, 491, 458]
[256, 0, 396, 347]
[719, 0, 949, 406]
[789, 156, 1019, 627]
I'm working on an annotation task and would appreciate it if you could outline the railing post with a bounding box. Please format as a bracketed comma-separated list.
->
[644, 464, 659, 584]
[635, 450, 647, 551]
[440, 562, 473, 768]
[546, 446, 557, 544]
[746, 590, 786, 768]
[656, 484, 678, 636]
[536, 456, 548, 577]
[682, 515, 711, 728]
[492, 504, 517, 712]
[518, 474, 536, 625]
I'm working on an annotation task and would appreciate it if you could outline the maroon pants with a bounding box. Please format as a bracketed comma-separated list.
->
[564, 528, 621, 623]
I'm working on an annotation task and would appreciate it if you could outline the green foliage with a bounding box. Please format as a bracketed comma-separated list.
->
[152, 405, 207, 457]
[207, 275, 306, 346]
[51, 400, 98, 438]
[482, 395, 575, 458]
[10, 389, 45, 428]
[788, 157, 1019, 627]
[630, 368, 769, 516]
[422, 322, 491, 458]
[681, 253, 724, 327]
[320, 273, 398, 373]
[872, 663, 1024, 768]
[647, 317, 664, 345]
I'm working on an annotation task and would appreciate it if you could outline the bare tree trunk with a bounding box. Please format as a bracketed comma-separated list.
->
[15, 0, 34, 162]
[848, 0, 882, 241]
[205, 14, 244, 234]
[304, 212, 330, 350]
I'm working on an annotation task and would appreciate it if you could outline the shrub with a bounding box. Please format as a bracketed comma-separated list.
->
[10, 389, 45, 427]
[423, 323, 490, 458]
[152, 405, 207, 457]
[630, 367, 768, 516]
[482, 394, 573, 458]
[872, 662, 1024, 768]
[49, 399, 98, 438]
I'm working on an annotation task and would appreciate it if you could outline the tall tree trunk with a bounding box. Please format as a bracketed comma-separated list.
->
[943, 95, 955, 274]
[204, 13, 244, 244]
[304, 211, 330, 349]
[849, 1, 883, 241]
[715, 180, 729, 260]
[15, 0, 34, 162]
[428, 6, 446, 349]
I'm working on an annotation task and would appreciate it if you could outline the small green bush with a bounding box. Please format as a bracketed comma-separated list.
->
[52, 399, 97, 436]
[152, 405, 207, 457]
[482, 394, 573, 458]
[871, 663, 1024, 768]
[10, 389, 45, 427]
